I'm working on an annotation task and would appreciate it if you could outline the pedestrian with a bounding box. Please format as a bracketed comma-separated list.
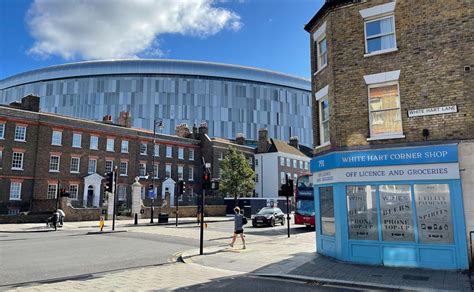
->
[99, 216, 105, 232]
[51, 210, 59, 231]
[229, 207, 246, 249]
[57, 209, 65, 227]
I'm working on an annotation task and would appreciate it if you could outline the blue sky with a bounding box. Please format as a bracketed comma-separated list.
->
[0, 0, 323, 80]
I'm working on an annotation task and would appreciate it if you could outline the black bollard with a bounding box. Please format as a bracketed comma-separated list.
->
[134, 213, 138, 225]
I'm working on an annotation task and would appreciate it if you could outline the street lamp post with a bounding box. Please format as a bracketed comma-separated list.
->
[151, 119, 164, 224]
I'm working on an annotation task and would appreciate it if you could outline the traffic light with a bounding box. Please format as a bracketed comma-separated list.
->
[104, 172, 114, 193]
[203, 171, 211, 190]
[278, 179, 294, 197]
[59, 188, 69, 197]
[178, 180, 186, 195]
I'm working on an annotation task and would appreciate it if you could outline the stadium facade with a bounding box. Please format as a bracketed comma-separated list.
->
[0, 60, 313, 147]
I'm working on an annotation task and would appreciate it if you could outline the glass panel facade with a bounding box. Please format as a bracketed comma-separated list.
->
[379, 185, 414, 242]
[320, 186, 335, 236]
[346, 185, 378, 240]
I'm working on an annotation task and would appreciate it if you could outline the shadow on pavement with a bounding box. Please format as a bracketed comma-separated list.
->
[0, 229, 56, 234]
[243, 225, 314, 237]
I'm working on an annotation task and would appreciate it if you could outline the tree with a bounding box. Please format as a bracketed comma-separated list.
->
[220, 147, 255, 205]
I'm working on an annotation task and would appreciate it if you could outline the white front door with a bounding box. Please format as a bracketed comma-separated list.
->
[162, 178, 176, 207]
[83, 173, 104, 208]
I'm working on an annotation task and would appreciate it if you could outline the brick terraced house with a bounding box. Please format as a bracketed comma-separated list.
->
[305, 0, 473, 269]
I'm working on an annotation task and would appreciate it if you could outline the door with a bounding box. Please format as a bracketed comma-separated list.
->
[87, 186, 94, 207]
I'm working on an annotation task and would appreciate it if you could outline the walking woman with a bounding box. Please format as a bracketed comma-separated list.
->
[230, 207, 246, 249]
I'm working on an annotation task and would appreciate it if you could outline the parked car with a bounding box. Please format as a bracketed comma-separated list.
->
[251, 207, 285, 227]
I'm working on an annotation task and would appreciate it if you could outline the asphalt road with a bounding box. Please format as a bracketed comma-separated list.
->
[0, 229, 201, 288]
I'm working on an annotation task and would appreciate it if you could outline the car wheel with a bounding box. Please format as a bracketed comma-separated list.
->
[270, 218, 275, 227]
[252, 223, 257, 227]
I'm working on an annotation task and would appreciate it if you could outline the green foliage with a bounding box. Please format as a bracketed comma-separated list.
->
[219, 147, 255, 201]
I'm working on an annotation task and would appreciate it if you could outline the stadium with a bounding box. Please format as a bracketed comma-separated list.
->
[0, 59, 312, 146]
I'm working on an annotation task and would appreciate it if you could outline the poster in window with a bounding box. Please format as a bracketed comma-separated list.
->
[379, 185, 414, 242]
[414, 184, 453, 244]
[346, 185, 378, 240]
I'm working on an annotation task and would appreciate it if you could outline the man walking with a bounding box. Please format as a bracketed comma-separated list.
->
[230, 207, 246, 249]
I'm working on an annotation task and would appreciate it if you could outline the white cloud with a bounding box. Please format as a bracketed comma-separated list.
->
[26, 0, 242, 60]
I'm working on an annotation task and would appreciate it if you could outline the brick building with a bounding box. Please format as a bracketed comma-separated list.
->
[305, 0, 473, 269]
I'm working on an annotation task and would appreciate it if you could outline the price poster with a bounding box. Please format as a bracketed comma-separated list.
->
[379, 185, 414, 242]
[414, 184, 453, 244]
[346, 185, 378, 240]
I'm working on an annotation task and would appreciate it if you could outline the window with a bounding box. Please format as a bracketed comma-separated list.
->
[14, 125, 26, 141]
[106, 138, 115, 152]
[10, 182, 22, 200]
[248, 157, 253, 165]
[316, 36, 327, 70]
[255, 173, 259, 183]
[154, 144, 160, 157]
[165, 164, 171, 178]
[189, 149, 194, 161]
[255, 158, 259, 166]
[178, 147, 184, 159]
[286, 158, 290, 167]
[293, 173, 298, 181]
[0, 123, 4, 139]
[166, 146, 172, 158]
[368, 82, 402, 138]
[178, 166, 184, 180]
[364, 15, 396, 54]
[379, 185, 413, 242]
[49, 155, 60, 172]
[90, 135, 99, 150]
[346, 185, 378, 240]
[120, 161, 128, 176]
[51, 131, 62, 145]
[0, 150, 3, 169]
[299, 161, 303, 169]
[105, 160, 114, 173]
[305, 162, 309, 170]
[320, 186, 334, 236]
[319, 96, 330, 144]
[11, 152, 24, 170]
[47, 184, 57, 199]
[280, 157, 284, 166]
[293, 160, 297, 168]
[218, 152, 223, 161]
[88, 159, 97, 174]
[121, 140, 129, 153]
[153, 164, 159, 178]
[118, 185, 127, 201]
[188, 166, 194, 181]
[69, 184, 79, 200]
[8, 208, 20, 215]
[140, 143, 148, 155]
[72, 133, 82, 148]
[139, 163, 147, 177]
[280, 172, 286, 184]
[70, 157, 80, 173]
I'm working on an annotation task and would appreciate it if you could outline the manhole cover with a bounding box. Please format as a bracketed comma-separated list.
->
[402, 275, 430, 281]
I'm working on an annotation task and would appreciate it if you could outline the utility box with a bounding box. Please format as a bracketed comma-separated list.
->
[158, 213, 169, 223]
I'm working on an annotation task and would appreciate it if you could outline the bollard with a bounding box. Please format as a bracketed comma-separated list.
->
[134, 213, 138, 225]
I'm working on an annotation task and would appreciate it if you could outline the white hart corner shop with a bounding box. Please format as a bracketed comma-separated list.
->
[310, 144, 469, 269]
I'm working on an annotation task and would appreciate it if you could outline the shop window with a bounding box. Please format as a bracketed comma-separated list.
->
[379, 184, 414, 242]
[414, 184, 453, 244]
[319, 186, 335, 236]
[346, 185, 378, 240]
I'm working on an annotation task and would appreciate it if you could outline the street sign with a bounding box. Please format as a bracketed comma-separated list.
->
[148, 189, 157, 199]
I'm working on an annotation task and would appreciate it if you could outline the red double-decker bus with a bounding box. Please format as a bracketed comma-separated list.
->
[294, 174, 315, 228]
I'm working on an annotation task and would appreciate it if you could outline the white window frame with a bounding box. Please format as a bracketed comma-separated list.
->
[178, 147, 184, 160]
[121, 140, 129, 153]
[280, 157, 284, 166]
[177, 166, 184, 180]
[72, 133, 82, 148]
[51, 131, 62, 146]
[69, 184, 79, 200]
[367, 81, 404, 140]
[188, 166, 194, 181]
[105, 160, 114, 173]
[139, 163, 147, 177]
[166, 146, 172, 158]
[319, 96, 330, 146]
[11, 152, 24, 170]
[47, 184, 57, 199]
[118, 185, 127, 201]
[361, 4, 397, 57]
[9, 182, 22, 200]
[299, 161, 303, 169]
[14, 125, 26, 142]
[140, 143, 148, 155]
[189, 149, 194, 161]
[286, 158, 290, 167]
[88, 159, 97, 174]
[120, 161, 128, 176]
[90, 135, 99, 150]
[280, 172, 286, 184]
[70, 157, 80, 173]
[165, 164, 172, 178]
[49, 155, 60, 172]
[106, 138, 115, 152]
[316, 35, 327, 72]
[154, 144, 160, 157]
[0, 123, 5, 139]
[293, 159, 297, 168]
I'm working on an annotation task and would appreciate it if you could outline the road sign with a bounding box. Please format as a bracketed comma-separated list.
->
[148, 189, 157, 199]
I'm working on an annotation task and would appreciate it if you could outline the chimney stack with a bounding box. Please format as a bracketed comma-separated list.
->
[257, 128, 270, 153]
[175, 123, 191, 138]
[117, 111, 132, 128]
[236, 133, 245, 145]
[20, 94, 40, 112]
[198, 122, 208, 135]
[102, 115, 113, 123]
[289, 136, 299, 149]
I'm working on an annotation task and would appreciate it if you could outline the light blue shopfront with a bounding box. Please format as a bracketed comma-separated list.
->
[310, 144, 468, 270]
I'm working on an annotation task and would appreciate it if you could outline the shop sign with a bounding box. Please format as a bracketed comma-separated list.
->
[379, 185, 414, 242]
[311, 144, 458, 172]
[408, 105, 457, 118]
[414, 184, 453, 244]
[313, 163, 460, 185]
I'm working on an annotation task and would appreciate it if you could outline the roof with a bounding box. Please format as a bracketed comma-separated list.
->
[270, 138, 308, 157]
[0, 59, 311, 91]
[304, 0, 362, 32]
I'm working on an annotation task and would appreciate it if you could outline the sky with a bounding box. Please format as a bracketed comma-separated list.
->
[0, 0, 323, 80]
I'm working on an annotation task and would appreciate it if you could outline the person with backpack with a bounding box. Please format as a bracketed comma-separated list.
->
[229, 207, 246, 249]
